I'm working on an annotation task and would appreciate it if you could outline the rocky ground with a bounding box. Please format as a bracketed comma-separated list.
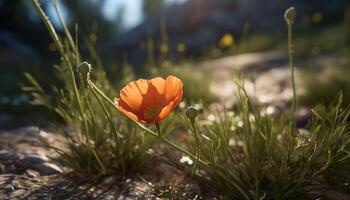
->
[0, 126, 203, 200]
[0, 51, 348, 199]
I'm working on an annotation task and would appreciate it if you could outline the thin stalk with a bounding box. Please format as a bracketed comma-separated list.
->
[88, 83, 123, 172]
[32, 0, 92, 170]
[51, 0, 76, 53]
[190, 120, 200, 176]
[287, 12, 298, 128]
[155, 123, 201, 164]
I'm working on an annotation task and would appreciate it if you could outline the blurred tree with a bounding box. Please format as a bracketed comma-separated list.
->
[61, 0, 123, 42]
[143, 0, 164, 18]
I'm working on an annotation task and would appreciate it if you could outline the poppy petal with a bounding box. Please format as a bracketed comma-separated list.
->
[114, 98, 143, 122]
[165, 75, 183, 101]
[149, 77, 167, 106]
[116, 75, 183, 124]
[158, 96, 182, 120]
[121, 79, 156, 112]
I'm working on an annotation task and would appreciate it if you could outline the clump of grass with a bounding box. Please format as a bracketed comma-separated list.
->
[181, 84, 350, 199]
[24, 0, 156, 174]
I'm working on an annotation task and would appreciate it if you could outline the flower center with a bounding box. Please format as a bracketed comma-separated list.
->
[144, 105, 162, 120]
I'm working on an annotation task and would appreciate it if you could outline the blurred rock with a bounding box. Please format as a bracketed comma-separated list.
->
[21, 153, 48, 164]
[31, 162, 63, 176]
[200, 50, 301, 107]
[0, 150, 22, 161]
[0, 113, 50, 130]
[0, 151, 62, 176]
[25, 169, 40, 178]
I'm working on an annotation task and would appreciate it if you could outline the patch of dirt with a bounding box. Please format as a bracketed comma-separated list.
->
[0, 163, 201, 200]
[0, 126, 205, 199]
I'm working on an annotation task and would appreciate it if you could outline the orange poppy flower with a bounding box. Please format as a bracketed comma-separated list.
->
[114, 75, 183, 123]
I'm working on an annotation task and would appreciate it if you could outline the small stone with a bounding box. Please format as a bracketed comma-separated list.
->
[25, 169, 40, 178]
[12, 126, 40, 137]
[22, 154, 48, 164]
[32, 162, 62, 175]
[0, 150, 21, 161]
[4, 184, 15, 192]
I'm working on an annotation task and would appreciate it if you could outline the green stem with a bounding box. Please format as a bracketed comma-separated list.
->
[190, 120, 200, 176]
[288, 21, 298, 127]
[32, 0, 92, 170]
[155, 123, 202, 164]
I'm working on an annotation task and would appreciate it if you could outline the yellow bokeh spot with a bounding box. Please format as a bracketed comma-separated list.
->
[160, 43, 169, 53]
[219, 33, 234, 48]
[312, 12, 322, 23]
[177, 43, 186, 53]
[48, 43, 57, 52]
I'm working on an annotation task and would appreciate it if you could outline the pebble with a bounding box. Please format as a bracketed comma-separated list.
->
[0, 150, 22, 161]
[11, 126, 40, 137]
[32, 162, 62, 175]
[25, 169, 40, 178]
[0, 150, 62, 176]
[22, 154, 48, 163]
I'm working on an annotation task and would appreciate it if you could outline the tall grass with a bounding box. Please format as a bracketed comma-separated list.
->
[181, 85, 350, 199]
[24, 0, 156, 174]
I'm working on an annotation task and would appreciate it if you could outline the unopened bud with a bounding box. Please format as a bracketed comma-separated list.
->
[186, 107, 198, 120]
[284, 7, 296, 25]
[78, 62, 92, 81]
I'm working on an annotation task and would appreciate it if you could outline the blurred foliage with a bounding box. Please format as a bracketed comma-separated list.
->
[300, 10, 350, 106]
[143, 0, 164, 17]
[301, 60, 350, 107]
[154, 63, 215, 105]
[0, 0, 124, 108]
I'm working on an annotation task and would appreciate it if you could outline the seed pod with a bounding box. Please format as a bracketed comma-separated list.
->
[284, 7, 296, 25]
[186, 107, 198, 120]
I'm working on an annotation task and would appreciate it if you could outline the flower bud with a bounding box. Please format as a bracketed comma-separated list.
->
[186, 107, 198, 120]
[284, 7, 296, 25]
[77, 62, 92, 81]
